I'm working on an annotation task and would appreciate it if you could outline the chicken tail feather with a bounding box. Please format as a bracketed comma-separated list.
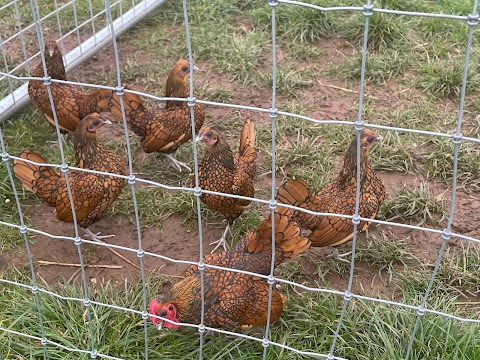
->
[238, 118, 256, 160]
[109, 89, 146, 135]
[245, 206, 310, 262]
[13, 151, 61, 207]
[93, 88, 115, 113]
[276, 179, 310, 206]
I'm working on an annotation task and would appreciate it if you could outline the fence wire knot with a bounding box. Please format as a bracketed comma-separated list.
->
[197, 261, 206, 272]
[1, 152, 8, 162]
[327, 354, 335, 360]
[441, 229, 452, 241]
[268, 199, 277, 210]
[416, 304, 426, 316]
[269, 107, 278, 119]
[452, 133, 463, 145]
[19, 225, 27, 234]
[74, 236, 82, 246]
[187, 96, 196, 107]
[351, 214, 361, 225]
[262, 337, 270, 348]
[268, 0, 278, 7]
[42, 76, 52, 86]
[344, 290, 353, 302]
[84, 298, 91, 307]
[90, 349, 97, 359]
[193, 186, 202, 197]
[115, 85, 124, 96]
[198, 324, 206, 334]
[128, 174, 136, 184]
[267, 275, 275, 285]
[41, 337, 47, 346]
[363, 4, 374, 17]
[354, 121, 364, 131]
[31, 285, 39, 294]
[137, 248, 145, 258]
[467, 13, 479, 27]
[60, 163, 69, 173]
[141, 311, 149, 321]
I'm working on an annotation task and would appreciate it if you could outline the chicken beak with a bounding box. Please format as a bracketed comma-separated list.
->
[195, 133, 204, 142]
[102, 119, 112, 125]
[48, 49, 54, 57]
[192, 64, 200, 72]
[157, 322, 163, 330]
[376, 134, 383, 141]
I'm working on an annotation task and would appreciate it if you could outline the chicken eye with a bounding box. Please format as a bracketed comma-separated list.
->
[367, 136, 375, 143]
[168, 305, 174, 311]
[206, 131, 213, 138]
[181, 65, 188, 72]
[159, 309, 167, 316]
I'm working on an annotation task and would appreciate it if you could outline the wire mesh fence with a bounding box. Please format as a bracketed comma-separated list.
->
[0, 0, 479, 359]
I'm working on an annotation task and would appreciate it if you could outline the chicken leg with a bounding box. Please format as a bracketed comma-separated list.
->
[165, 154, 191, 172]
[209, 223, 231, 253]
[83, 228, 140, 269]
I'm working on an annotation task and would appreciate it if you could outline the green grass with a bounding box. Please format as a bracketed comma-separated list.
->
[1, 0, 480, 358]
[379, 182, 446, 225]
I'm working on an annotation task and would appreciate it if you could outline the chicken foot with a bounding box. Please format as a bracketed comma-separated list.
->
[165, 154, 191, 172]
[209, 223, 231, 253]
[83, 228, 140, 270]
[327, 247, 352, 261]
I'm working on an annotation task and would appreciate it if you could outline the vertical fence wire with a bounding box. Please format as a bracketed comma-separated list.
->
[1, 0, 480, 359]
[262, 0, 279, 359]
[28, 0, 98, 356]
[71, 0, 82, 53]
[104, 0, 150, 358]
[13, 0, 31, 77]
[53, 0, 66, 57]
[404, 1, 479, 359]
[0, 33, 15, 102]
[0, 129, 50, 360]
[181, 0, 207, 357]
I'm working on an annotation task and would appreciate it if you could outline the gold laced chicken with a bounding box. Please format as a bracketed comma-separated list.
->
[109, 59, 205, 172]
[13, 113, 126, 245]
[28, 41, 113, 133]
[148, 207, 310, 330]
[276, 129, 385, 256]
[195, 118, 256, 253]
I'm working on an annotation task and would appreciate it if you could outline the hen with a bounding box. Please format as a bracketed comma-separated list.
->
[149, 207, 310, 330]
[28, 41, 113, 133]
[276, 129, 385, 254]
[109, 59, 205, 171]
[13, 113, 130, 263]
[195, 118, 256, 253]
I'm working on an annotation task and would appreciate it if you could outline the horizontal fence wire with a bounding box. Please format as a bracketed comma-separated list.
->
[0, 0, 479, 359]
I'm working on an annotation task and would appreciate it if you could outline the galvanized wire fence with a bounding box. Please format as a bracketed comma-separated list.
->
[0, 0, 479, 359]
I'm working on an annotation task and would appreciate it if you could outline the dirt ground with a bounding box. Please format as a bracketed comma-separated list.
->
[1, 35, 480, 303]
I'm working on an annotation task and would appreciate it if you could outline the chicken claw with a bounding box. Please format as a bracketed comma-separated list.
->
[83, 228, 115, 240]
[165, 154, 191, 172]
[209, 223, 230, 253]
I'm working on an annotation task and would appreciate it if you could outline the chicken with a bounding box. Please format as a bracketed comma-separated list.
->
[28, 41, 113, 133]
[195, 118, 256, 253]
[149, 207, 310, 330]
[276, 129, 385, 255]
[109, 59, 205, 171]
[13, 113, 132, 264]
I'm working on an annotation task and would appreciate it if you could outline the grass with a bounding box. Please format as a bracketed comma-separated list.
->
[379, 182, 446, 225]
[1, 0, 480, 359]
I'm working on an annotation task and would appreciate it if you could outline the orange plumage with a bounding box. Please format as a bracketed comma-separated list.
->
[109, 59, 205, 171]
[28, 41, 113, 133]
[276, 129, 385, 247]
[149, 206, 310, 330]
[13, 113, 126, 229]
